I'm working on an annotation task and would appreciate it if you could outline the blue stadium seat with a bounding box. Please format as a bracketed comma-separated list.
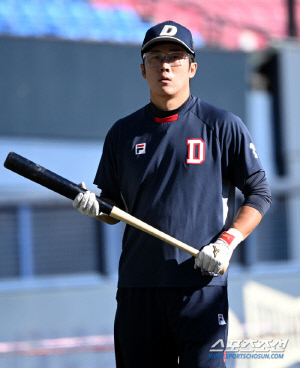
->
[67, 1, 94, 39]
[8, 4, 36, 37]
[0, 0, 154, 44]
[43, 0, 70, 38]
[191, 30, 206, 49]
[91, 6, 117, 41]
[114, 7, 144, 42]
[0, 1, 12, 33]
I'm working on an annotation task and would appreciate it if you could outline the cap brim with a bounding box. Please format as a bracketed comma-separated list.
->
[141, 36, 195, 55]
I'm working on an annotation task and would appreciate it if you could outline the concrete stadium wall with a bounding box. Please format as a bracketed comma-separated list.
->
[0, 36, 247, 140]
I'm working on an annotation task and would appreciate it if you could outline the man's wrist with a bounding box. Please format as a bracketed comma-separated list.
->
[218, 228, 243, 252]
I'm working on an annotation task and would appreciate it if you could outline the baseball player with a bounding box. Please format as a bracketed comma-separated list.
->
[73, 21, 272, 367]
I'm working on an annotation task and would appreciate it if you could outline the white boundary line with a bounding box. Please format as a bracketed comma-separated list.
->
[0, 335, 114, 356]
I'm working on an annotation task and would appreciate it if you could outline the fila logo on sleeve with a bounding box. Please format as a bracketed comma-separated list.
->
[186, 139, 205, 164]
[218, 314, 226, 325]
[135, 143, 146, 155]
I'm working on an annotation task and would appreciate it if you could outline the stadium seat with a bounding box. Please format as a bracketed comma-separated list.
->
[1, 0, 298, 49]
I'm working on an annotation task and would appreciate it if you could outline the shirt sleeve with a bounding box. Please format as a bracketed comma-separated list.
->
[241, 170, 272, 217]
[93, 128, 124, 209]
[220, 116, 264, 191]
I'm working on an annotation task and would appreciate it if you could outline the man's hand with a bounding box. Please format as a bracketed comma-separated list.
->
[72, 182, 100, 217]
[194, 228, 243, 274]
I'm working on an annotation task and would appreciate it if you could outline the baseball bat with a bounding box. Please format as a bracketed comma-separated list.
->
[4, 152, 228, 274]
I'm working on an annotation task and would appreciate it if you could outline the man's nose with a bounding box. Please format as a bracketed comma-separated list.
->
[160, 58, 171, 71]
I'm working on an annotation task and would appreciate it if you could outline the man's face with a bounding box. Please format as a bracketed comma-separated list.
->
[141, 43, 197, 101]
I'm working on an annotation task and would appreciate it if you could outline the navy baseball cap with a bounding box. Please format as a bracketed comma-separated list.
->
[141, 21, 195, 56]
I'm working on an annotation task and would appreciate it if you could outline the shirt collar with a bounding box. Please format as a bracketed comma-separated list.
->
[150, 95, 193, 123]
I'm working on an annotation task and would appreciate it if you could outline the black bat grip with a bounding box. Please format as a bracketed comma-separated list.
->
[4, 152, 113, 215]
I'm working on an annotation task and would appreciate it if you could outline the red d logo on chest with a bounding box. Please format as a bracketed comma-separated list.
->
[186, 139, 205, 164]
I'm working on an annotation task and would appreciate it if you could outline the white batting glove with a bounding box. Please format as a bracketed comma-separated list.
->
[194, 228, 243, 274]
[72, 182, 100, 217]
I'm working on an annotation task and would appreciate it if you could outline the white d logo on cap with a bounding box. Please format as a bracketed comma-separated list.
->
[160, 25, 178, 37]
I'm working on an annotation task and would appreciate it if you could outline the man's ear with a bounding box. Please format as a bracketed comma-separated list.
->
[189, 62, 197, 79]
[141, 64, 147, 79]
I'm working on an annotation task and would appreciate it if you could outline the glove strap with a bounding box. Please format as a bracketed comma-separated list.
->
[219, 228, 243, 252]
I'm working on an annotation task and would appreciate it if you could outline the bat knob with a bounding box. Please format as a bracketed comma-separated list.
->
[220, 262, 229, 275]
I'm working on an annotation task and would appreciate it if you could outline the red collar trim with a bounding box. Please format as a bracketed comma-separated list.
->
[155, 114, 179, 123]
